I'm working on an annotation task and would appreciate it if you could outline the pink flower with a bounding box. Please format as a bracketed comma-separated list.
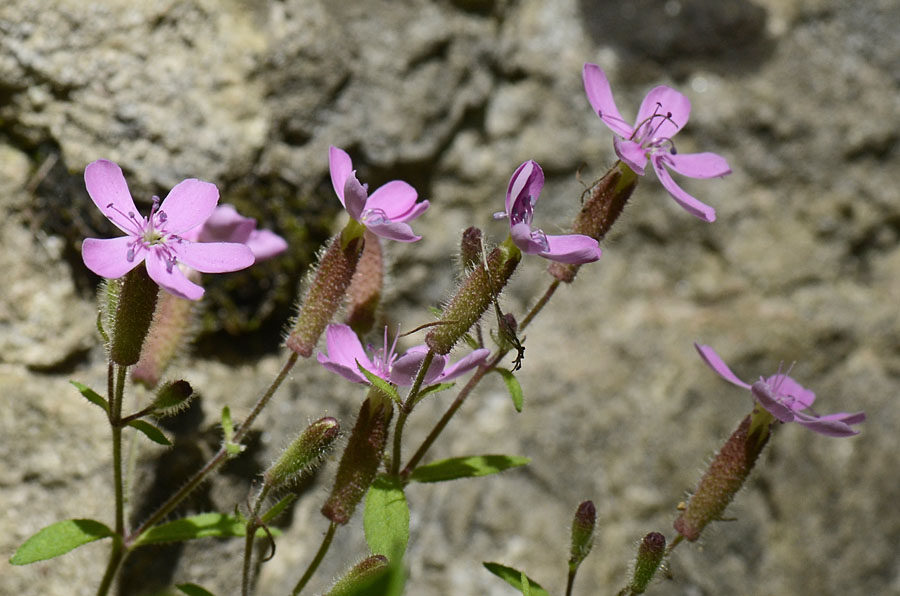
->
[495, 160, 602, 264]
[81, 160, 254, 300]
[583, 63, 731, 222]
[695, 344, 866, 437]
[317, 324, 490, 386]
[182, 204, 288, 262]
[329, 146, 429, 242]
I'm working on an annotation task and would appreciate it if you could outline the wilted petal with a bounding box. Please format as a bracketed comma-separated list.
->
[84, 159, 141, 234]
[159, 179, 220, 235]
[665, 152, 731, 179]
[751, 381, 796, 422]
[366, 181, 426, 222]
[82, 236, 145, 278]
[246, 229, 288, 261]
[171, 240, 254, 273]
[365, 220, 421, 243]
[694, 344, 751, 389]
[583, 63, 633, 138]
[613, 137, 648, 175]
[541, 233, 602, 264]
[653, 160, 716, 222]
[145, 248, 204, 300]
[436, 348, 491, 383]
[636, 86, 691, 140]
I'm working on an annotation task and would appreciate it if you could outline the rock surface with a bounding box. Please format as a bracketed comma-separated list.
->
[2, 0, 898, 595]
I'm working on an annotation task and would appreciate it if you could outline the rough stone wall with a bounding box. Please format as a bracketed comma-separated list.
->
[2, 0, 898, 595]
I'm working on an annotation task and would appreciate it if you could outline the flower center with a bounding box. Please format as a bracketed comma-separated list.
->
[368, 326, 401, 380]
[632, 103, 679, 157]
[361, 207, 390, 226]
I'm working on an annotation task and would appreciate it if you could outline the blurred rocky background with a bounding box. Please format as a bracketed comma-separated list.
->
[2, 0, 898, 594]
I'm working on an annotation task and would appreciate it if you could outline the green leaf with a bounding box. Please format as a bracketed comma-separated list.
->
[261, 494, 296, 524]
[483, 562, 552, 596]
[416, 382, 456, 400]
[70, 381, 109, 415]
[364, 475, 409, 562]
[356, 362, 402, 404]
[10, 519, 114, 565]
[128, 420, 172, 446]
[175, 584, 217, 596]
[221, 406, 244, 456]
[493, 368, 524, 412]
[133, 513, 278, 547]
[409, 455, 531, 484]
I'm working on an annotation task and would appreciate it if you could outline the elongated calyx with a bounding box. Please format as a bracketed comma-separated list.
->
[569, 500, 597, 571]
[459, 226, 484, 273]
[345, 230, 384, 335]
[324, 555, 390, 596]
[673, 414, 770, 541]
[629, 532, 666, 594]
[110, 265, 160, 366]
[321, 390, 393, 524]
[286, 232, 364, 357]
[150, 380, 194, 417]
[549, 162, 638, 283]
[264, 417, 341, 489]
[132, 290, 197, 388]
[426, 239, 521, 355]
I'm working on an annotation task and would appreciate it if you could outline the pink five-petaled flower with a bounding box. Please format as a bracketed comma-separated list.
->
[495, 160, 602, 264]
[695, 344, 866, 437]
[582, 63, 731, 222]
[329, 146, 429, 242]
[182, 204, 288, 262]
[81, 159, 255, 300]
[318, 324, 490, 386]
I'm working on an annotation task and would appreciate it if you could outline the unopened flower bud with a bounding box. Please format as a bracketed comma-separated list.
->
[674, 414, 770, 541]
[110, 266, 160, 366]
[150, 380, 194, 417]
[345, 231, 383, 335]
[321, 389, 394, 524]
[629, 532, 666, 594]
[132, 290, 198, 388]
[426, 239, 521, 355]
[286, 233, 364, 357]
[549, 162, 638, 283]
[459, 226, 483, 273]
[569, 500, 597, 571]
[264, 417, 341, 489]
[324, 555, 390, 596]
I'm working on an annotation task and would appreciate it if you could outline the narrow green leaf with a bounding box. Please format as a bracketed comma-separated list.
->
[70, 381, 109, 415]
[10, 519, 114, 565]
[221, 406, 234, 442]
[261, 494, 296, 524]
[364, 475, 409, 562]
[417, 382, 456, 399]
[176, 584, 217, 596]
[356, 362, 402, 403]
[483, 562, 552, 596]
[493, 368, 524, 412]
[128, 419, 172, 446]
[133, 513, 278, 547]
[409, 455, 530, 484]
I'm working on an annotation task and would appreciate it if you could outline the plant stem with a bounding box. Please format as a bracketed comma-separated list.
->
[390, 350, 435, 476]
[519, 279, 559, 331]
[111, 364, 127, 536]
[291, 522, 337, 596]
[95, 536, 126, 596]
[565, 568, 577, 596]
[242, 484, 272, 596]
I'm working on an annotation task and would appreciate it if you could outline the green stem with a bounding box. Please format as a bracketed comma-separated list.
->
[565, 567, 577, 596]
[390, 350, 435, 476]
[519, 279, 559, 331]
[95, 536, 126, 596]
[242, 484, 272, 596]
[112, 364, 127, 537]
[291, 522, 337, 596]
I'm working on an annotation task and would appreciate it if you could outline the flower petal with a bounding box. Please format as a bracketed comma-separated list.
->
[792, 411, 861, 437]
[540, 233, 602, 264]
[158, 179, 220, 235]
[506, 160, 544, 218]
[510, 222, 546, 255]
[318, 324, 376, 383]
[366, 181, 426, 222]
[145, 248, 204, 300]
[365, 220, 421, 242]
[391, 345, 448, 386]
[343, 173, 368, 221]
[82, 236, 145, 279]
[653, 159, 716, 222]
[751, 381, 796, 422]
[194, 204, 256, 244]
[170, 240, 255, 273]
[84, 159, 142, 234]
[665, 152, 731, 179]
[436, 348, 491, 383]
[329, 145, 353, 205]
[613, 137, 648, 175]
[635, 85, 691, 140]
[246, 229, 289, 261]
[582, 63, 634, 138]
[694, 344, 751, 389]
[766, 374, 816, 410]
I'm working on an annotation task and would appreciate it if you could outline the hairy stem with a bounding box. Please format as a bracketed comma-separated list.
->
[291, 522, 337, 596]
[390, 350, 435, 476]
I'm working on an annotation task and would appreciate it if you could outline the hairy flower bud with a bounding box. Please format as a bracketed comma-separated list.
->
[673, 413, 771, 541]
[132, 290, 198, 388]
[110, 265, 160, 366]
[426, 239, 521, 355]
[629, 532, 666, 594]
[321, 390, 394, 524]
[324, 555, 390, 596]
[286, 232, 364, 357]
[549, 162, 638, 283]
[345, 231, 384, 335]
[459, 226, 484, 273]
[264, 417, 341, 489]
[150, 380, 194, 417]
[569, 500, 597, 571]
